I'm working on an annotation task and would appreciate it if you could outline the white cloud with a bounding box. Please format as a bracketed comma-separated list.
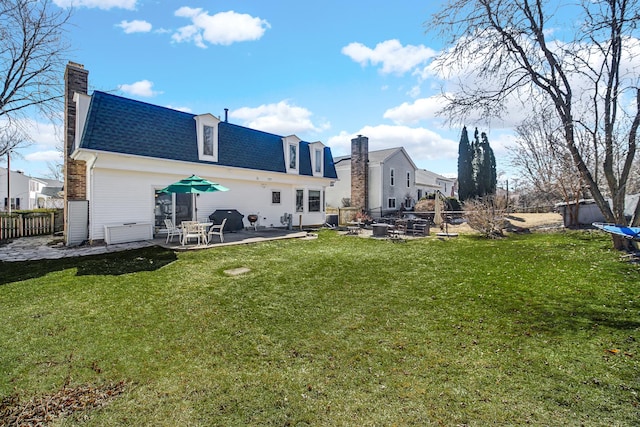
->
[117, 20, 152, 34]
[25, 150, 63, 162]
[383, 95, 449, 125]
[407, 85, 421, 98]
[3, 118, 61, 150]
[165, 105, 193, 113]
[53, 0, 137, 10]
[327, 125, 458, 163]
[172, 8, 270, 47]
[231, 101, 329, 136]
[342, 39, 436, 75]
[29, 122, 60, 150]
[118, 80, 161, 97]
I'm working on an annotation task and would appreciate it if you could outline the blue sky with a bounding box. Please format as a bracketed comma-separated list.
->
[9, 0, 518, 179]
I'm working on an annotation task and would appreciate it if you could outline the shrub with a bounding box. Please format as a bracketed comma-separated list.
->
[463, 196, 508, 238]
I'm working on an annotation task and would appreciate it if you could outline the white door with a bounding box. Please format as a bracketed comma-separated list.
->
[67, 200, 89, 245]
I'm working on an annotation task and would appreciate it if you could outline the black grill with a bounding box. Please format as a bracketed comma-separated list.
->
[209, 209, 245, 232]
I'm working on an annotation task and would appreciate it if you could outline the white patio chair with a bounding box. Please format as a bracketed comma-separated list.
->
[181, 221, 204, 245]
[163, 219, 182, 243]
[208, 218, 227, 243]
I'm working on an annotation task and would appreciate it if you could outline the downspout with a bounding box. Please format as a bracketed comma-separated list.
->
[379, 161, 384, 215]
[86, 154, 98, 243]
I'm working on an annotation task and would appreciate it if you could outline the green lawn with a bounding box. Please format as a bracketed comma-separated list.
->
[1, 230, 639, 425]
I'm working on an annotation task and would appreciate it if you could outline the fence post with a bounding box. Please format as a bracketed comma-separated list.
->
[50, 212, 55, 235]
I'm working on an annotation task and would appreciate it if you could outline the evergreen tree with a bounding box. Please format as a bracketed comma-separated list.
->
[458, 127, 497, 200]
[457, 126, 474, 201]
[471, 127, 484, 196]
[480, 132, 497, 195]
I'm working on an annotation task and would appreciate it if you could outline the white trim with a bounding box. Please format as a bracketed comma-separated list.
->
[295, 188, 305, 213]
[308, 188, 322, 213]
[271, 189, 282, 204]
[194, 114, 220, 162]
[283, 135, 301, 174]
[310, 142, 325, 177]
[73, 93, 91, 151]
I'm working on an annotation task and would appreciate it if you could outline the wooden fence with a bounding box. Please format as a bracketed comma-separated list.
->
[0, 212, 56, 241]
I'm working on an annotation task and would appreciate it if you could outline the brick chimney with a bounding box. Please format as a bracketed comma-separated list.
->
[350, 135, 368, 212]
[64, 61, 88, 202]
[63, 62, 89, 243]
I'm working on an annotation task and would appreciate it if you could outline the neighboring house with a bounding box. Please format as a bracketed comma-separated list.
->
[63, 62, 338, 245]
[0, 168, 63, 211]
[325, 135, 455, 217]
[415, 169, 456, 199]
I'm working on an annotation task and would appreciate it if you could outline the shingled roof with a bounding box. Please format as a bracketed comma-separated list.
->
[79, 91, 337, 179]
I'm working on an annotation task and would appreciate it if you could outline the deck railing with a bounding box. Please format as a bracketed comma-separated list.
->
[0, 212, 57, 241]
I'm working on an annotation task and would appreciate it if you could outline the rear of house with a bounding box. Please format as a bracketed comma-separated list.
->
[63, 62, 337, 245]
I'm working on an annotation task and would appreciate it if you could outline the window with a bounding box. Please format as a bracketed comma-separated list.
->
[4, 197, 21, 210]
[309, 190, 321, 212]
[203, 125, 214, 156]
[315, 148, 322, 173]
[283, 136, 301, 173]
[296, 189, 304, 212]
[194, 114, 219, 161]
[289, 144, 297, 169]
[407, 171, 411, 187]
[272, 191, 281, 204]
[390, 169, 395, 186]
[388, 198, 396, 209]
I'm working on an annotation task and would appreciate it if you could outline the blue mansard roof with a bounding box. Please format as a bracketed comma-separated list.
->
[79, 91, 338, 179]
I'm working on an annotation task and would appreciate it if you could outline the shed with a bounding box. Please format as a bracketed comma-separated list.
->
[555, 199, 604, 227]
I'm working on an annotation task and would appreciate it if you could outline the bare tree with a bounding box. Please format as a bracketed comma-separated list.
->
[0, 0, 71, 144]
[464, 195, 508, 238]
[510, 107, 588, 225]
[45, 160, 62, 180]
[431, 0, 640, 250]
[0, 124, 30, 158]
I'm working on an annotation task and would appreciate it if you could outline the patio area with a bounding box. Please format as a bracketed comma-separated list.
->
[0, 228, 314, 262]
[156, 227, 314, 250]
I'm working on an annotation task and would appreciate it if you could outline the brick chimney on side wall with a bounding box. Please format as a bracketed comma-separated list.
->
[63, 62, 89, 244]
[64, 61, 88, 202]
[350, 135, 368, 212]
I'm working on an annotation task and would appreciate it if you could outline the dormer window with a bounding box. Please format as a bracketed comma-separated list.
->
[315, 149, 322, 172]
[283, 135, 300, 173]
[203, 125, 214, 156]
[311, 142, 325, 177]
[289, 144, 297, 169]
[194, 113, 220, 162]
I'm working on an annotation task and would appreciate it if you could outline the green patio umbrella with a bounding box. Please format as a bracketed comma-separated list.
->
[160, 175, 229, 221]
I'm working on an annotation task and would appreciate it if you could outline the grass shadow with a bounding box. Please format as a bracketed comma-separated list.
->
[0, 246, 178, 285]
[495, 290, 640, 335]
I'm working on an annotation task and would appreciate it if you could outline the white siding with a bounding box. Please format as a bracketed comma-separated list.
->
[368, 163, 382, 213]
[81, 152, 330, 242]
[325, 161, 350, 208]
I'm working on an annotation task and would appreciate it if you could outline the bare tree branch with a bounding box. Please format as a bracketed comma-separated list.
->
[0, 0, 72, 124]
[431, 0, 640, 249]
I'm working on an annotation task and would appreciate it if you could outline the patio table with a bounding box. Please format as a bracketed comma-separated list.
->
[181, 222, 212, 245]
